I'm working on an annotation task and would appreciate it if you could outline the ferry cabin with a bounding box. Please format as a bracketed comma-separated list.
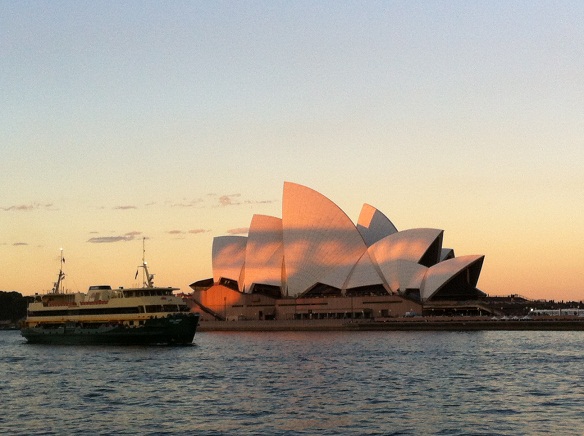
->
[25, 285, 191, 328]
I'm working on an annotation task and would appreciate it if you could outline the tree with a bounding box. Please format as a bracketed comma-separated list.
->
[0, 291, 29, 322]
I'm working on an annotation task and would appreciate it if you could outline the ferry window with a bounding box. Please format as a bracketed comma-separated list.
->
[145, 305, 163, 313]
[163, 305, 178, 312]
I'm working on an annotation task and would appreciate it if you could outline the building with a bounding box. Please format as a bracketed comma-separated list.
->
[191, 182, 485, 321]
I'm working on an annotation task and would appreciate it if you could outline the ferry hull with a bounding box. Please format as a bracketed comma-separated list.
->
[21, 313, 199, 346]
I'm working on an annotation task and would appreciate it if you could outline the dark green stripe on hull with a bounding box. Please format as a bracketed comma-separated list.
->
[21, 313, 199, 345]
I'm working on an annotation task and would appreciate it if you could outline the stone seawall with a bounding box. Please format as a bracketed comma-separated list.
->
[198, 319, 349, 331]
[197, 317, 584, 332]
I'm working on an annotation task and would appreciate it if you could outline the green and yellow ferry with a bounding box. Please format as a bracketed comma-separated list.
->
[21, 249, 199, 345]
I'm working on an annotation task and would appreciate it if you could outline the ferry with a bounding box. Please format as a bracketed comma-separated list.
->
[21, 246, 199, 345]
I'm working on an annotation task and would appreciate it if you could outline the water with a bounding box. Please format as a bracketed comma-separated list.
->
[1, 329, 583, 435]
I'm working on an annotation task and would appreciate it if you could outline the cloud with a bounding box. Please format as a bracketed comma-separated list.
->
[13, 242, 28, 246]
[189, 229, 209, 234]
[158, 194, 276, 210]
[87, 232, 139, 243]
[209, 193, 276, 207]
[166, 229, 210, 236]
[87, 236, 132, 243]
[244, 199, 277, 205]
[218, 194, 241, 206]
[2, 203, 54, 211]
[171, 198, 204, 208]
[5, 205, 34, 211]
[227, 227, 249, 235]
[114, 205, 137, 210]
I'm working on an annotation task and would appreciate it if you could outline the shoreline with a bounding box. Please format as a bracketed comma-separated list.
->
[197, 317, 584, 332]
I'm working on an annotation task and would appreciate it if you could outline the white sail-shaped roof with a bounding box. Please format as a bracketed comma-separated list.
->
[421, 255, 485, 301]
[376, 259, 428, 293]
[212, 236, 247, 284]
[357, 203, 398, 247]
[342, 251, 388, 291]
[368, 228, 443, 267]
[282, 182, 368, 296]
[243, 214, 284, 292]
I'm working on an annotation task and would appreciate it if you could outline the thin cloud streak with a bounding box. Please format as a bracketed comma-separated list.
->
[88, 236, 133, 243]
[171, 199, 204, 208]
[168, 229, 210, 235]
[208, 193, 276, 208]
[136, 195, 275, 210]
[1, 203, 54, 211]
[218, 194, 241, 206]
[87, 232, 141, 243]
[227, 227, 249, 235]
[245, 199, 277, 205]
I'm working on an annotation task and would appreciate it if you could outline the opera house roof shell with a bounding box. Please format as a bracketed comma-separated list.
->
[211, 182, 485, 302]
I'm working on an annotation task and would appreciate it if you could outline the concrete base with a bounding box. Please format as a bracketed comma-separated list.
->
[197, 317, 584, 332]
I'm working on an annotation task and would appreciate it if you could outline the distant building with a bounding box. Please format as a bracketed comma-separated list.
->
[191, 182, 485, 321]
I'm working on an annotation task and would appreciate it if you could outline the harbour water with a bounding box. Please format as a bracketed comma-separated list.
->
[1, 329, 583, 435]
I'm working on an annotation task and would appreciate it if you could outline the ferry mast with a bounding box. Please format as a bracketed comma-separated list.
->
[137, 237, 154, 288]
[52, 249, 65, 294]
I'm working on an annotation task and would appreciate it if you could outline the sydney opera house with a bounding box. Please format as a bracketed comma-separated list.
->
[190, 182, 486, 321]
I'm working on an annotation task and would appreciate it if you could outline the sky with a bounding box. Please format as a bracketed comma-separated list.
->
[1, 1, 583, 301]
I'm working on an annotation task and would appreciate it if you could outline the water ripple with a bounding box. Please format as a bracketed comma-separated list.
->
[2, 330, 584, 435]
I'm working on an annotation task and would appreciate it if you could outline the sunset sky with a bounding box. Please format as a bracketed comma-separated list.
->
[1, 1, 583, 301]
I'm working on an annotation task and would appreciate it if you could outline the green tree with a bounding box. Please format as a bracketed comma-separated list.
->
[0, 291, 29, 322]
